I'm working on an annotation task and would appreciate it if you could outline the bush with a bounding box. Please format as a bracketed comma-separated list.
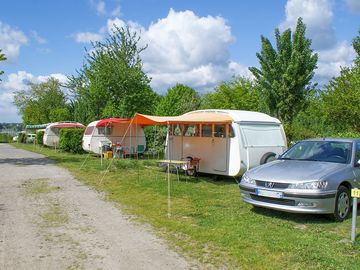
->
[18, 132, 26, 143]
[0, 133, 12, 143]
[36, 131, 44, 145]
[59, 128, 85, 153]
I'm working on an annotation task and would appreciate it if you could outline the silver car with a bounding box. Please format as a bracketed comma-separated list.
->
[239, 138, 360, 221]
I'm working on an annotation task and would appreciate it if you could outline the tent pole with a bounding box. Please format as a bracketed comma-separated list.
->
[167, 122, 171, 218]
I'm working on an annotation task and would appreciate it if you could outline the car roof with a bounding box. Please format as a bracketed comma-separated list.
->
[303, 138, 360, 143]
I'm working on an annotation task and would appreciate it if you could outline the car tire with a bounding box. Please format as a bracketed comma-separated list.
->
[260, 152, 276, 165]
[332, 185, 351, 222]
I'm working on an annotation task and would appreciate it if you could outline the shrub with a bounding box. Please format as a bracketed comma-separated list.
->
[59, 128, 85, 153]
[36, 131, 44, 145]
[0, 133, 12, 143]
[18, 132, 26, 143]
[332, 131, 360, 138]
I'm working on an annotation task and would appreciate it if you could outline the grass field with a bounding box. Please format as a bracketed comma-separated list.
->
[14, 143, 360, 269]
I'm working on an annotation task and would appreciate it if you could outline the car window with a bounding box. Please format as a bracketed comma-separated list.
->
[355, 143, 360, 163]
[280, 141, 352, 164]
[201, 124, 212, 137]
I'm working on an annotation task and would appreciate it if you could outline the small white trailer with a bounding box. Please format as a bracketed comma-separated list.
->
[132, 110, 287, 176]
[43, 122, 85, 147]
[82, 118, 146, 155]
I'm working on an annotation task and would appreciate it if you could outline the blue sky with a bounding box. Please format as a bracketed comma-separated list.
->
[0, 0, 359, 122]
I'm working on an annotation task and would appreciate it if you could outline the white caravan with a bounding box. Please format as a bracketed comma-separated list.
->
[82, 118, 146, 155]
[163, 110, 287, 177]
[43, 122, 85, 147]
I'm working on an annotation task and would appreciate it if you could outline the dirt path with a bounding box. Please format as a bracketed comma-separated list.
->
[0, 144, 191, 270]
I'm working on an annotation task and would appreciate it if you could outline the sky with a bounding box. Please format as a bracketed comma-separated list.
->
[0, 0, 359, 123]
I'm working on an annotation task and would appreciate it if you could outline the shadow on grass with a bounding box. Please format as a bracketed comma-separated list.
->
[250, 205, 335, 224]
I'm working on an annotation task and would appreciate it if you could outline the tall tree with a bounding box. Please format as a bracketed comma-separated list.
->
[249, 18, 318, 123]
[155, 84, 201, 116]
[68, 26, 158, 123]
[0, 49, 6, 81]
[201, 77, 261, 111]
[13, 78, 71, 124]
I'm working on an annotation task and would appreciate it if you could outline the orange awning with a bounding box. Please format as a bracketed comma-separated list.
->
[132, 112, 233, 125]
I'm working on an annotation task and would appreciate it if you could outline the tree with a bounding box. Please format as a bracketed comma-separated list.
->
[320, 32, 360, 133]
[0, 49, 6, 81]
[155, 84, 201, 116]
[201, 77, 261, 111]
[249, 18, 318, 123]
[68, 26, 158, 123]
[13, 78, 71, 124]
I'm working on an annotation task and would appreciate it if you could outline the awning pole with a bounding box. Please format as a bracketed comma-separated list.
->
[167, 122, 171, 218]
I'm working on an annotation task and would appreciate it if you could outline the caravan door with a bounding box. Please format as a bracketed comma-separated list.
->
[212, 124, 227, 172]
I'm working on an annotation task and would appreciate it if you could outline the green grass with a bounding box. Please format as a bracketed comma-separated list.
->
[15, 143, 360, 269]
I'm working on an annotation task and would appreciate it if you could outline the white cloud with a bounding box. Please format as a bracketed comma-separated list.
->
[345, 0, 360, 14]
[280, 0, 335, 50]
[73, 32, 103, 43]
[74, 10, 250, 93]
[0, 71, 68, 122]
[106, 17, 126, 33]
[0, 21, 28, 62]
[31, 30, 47, 44]
[90, 0, 106, 15]
[111, 5, 121, 17]
[316, 42, 356, 82]
[136, 9, 242, 92]
[280, 0, 356, 84]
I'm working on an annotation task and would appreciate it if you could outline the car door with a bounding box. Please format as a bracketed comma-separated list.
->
[353, 142, 360, 187]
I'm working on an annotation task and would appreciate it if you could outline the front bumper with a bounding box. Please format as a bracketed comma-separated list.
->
[239, 184, 337, 214]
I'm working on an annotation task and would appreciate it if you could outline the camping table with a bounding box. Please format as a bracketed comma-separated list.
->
[157, 160, 188, 182]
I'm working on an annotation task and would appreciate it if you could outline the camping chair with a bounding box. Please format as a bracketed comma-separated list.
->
[136, 144, 145, 158]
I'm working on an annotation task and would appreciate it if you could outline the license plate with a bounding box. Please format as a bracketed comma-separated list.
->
[256, 188, 283, 198]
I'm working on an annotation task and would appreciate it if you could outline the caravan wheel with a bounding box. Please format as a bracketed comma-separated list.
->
[260, 152, 276, 165]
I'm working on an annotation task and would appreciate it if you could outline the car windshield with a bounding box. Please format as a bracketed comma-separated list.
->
[279, 141, 352, 164]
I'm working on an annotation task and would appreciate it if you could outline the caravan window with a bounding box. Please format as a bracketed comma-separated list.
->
[184, 124, 200, 137]
[84, 126, 94, 135]
[98, 127, 112, 135]
[51, 128, 60, 135]
[240, 124, 284, 147]
[201, 124, 212, 137]
[173, 124, 182, 136]
[214, 124, 226, 138]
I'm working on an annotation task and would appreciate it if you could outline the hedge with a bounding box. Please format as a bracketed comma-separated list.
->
[0, 133, 12, 143]
[36, 131, 44, 145]
[59, 128, 85, 153]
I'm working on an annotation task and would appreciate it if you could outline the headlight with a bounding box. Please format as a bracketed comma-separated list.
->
[288, 180, 328, 190]
[241, 174, 256, 185]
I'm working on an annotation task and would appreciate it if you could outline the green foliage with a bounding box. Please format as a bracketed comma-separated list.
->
[201, 77, 261, 111]
[59, 128, 85, 153]
[36, 131, 44, 145]
[249, 18, 318, 124]
[13, 78, 72, 125]
[18, 132, 26, 143]
[155, 84, 201, 116]
[68, 26, 158, 123]
[0, 133, 12, 143]
[321, 62, 360, 133]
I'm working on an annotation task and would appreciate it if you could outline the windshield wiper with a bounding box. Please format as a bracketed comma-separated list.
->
[278, 157, 292, 160]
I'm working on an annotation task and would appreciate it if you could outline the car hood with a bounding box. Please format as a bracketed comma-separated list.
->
[247, 160, 347, 182]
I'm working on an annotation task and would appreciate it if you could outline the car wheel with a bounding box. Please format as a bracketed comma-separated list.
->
[332, 185, 351, 222]
[260, 152, 276, 165]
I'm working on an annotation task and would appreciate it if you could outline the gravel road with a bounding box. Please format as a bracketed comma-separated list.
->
[0, 144, 191, 270]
